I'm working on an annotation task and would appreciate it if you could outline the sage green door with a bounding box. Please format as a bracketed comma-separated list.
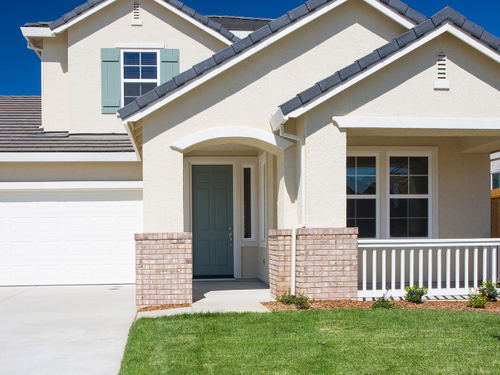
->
[192, 165, 234, 278]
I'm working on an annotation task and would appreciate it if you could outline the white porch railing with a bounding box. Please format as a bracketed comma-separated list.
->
[358, 239, 500, 298]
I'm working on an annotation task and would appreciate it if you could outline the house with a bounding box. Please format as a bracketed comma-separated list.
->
[7, 0, 500, 308]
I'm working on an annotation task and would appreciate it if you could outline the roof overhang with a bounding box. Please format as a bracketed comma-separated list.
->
[332, 117, 500, 130]
[122, 0, 416, 123]
[271, 22, 500, 129]
[21, 27, 55, 38]
[0, 152, 139, 162]
[170, 126, 293, 155]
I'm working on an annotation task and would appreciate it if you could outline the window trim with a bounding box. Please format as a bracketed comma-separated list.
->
[259, 153, 267, 245]
[120, 49, 160, 107]
[347, 151, 381, 239]
[348, 147, 438, 239]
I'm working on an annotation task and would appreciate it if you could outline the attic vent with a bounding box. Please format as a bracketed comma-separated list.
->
[131, 1, 143, 26]
[434, 52, 450, 90]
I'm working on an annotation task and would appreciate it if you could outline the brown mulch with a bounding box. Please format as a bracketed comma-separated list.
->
[138, 303, 191, 312]
[261, 300, 500, 313]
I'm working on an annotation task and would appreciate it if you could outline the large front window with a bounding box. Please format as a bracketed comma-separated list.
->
[122, 51, 159, 106]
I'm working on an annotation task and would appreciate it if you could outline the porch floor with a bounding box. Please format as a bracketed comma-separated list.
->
[137, 279, 273, 318]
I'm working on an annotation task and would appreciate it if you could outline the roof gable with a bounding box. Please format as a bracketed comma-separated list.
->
[118, 0, 426, 121]
[271, 6, 500, 126]
[44, 0, 239, 44]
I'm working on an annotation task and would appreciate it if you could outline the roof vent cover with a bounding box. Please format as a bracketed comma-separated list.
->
[434, 52, 450, 90]
[132, 1, 143, 26]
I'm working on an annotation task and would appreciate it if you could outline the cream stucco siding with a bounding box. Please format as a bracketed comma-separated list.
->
[42, 0, 226, 133]
[141, 0, 406, 232]
[329, 34, 500, 118]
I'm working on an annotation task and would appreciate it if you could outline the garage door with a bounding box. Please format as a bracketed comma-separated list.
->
[0, 189, 142, 286]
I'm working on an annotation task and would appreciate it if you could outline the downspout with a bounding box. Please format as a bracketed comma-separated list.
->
[279, 124, 306, 296]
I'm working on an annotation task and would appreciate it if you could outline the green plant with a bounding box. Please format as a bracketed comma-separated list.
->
[372, 291, 394, 309]
[276, 290, 310, 309]
[468, 290, 488, 308]
[479, 280, 499, 302]
[404, 285, 428, 304]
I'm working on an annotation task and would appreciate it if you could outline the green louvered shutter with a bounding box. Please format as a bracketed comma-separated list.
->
[160, 49, 179, 84]
[101, 48, 121, 114]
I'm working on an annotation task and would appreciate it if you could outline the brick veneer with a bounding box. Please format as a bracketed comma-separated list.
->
[269, 228, 358, 300]
[135, 232, 192, 309]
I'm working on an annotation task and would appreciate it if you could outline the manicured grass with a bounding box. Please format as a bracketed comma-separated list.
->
[120, 309, 500, 374]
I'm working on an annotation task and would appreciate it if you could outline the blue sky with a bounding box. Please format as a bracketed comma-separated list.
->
[2, 0, 500, 95]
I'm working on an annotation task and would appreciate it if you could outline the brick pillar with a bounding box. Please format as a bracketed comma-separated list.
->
[269, 228, 358, 300]
[135, 232, 192, 310]
[268, 229, 292, 298]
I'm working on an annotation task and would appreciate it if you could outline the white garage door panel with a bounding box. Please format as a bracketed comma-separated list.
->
[0, 190, 142, 286]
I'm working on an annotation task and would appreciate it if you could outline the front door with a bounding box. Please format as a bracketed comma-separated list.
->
[192, 165, 234, 278]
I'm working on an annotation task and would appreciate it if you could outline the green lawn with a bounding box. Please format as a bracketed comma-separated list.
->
[120, 309, 500, 374]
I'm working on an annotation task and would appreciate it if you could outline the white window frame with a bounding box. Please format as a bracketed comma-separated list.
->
[259, 153, 267, 245]
[346, 151, 381, 239]
[121, 49, 160, 107]
[386, 150, 434, 239]
[348, 147, 438, 239]
[241, 163, 258, 243]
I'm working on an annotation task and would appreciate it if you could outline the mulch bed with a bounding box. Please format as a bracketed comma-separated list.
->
[138, 304, 191, 312]
[261, 300, 500, 313]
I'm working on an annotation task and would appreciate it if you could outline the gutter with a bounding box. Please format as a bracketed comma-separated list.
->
[278, 124, 306, 296]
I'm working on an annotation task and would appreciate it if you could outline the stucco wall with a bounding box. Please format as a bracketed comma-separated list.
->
[0, 162, 142, 182]
[141, 0, 406, 232]
[42, 0, 226, 133]
[328, 33, 500, 118]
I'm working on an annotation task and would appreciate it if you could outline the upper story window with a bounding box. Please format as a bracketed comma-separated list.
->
[122, 51, 159, 106]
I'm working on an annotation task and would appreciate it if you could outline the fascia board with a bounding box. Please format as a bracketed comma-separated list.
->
[286, 24, 500, 120]
[153, 0, 232, 45]
[52, 0, 118, 34]
[0, 181, 143, 191]
[21, 27, 54, 38]
[363, 0, 415, 29]
[0, 152, 140, 162]
[332, 117, 500, 130]
[125, 0, 414, 123]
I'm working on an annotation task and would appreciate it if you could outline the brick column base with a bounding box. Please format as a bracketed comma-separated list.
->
[269, 228, 358, 300]
[135, 232, 192, 310]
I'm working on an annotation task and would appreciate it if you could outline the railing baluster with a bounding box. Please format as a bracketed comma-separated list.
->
[391, 248, 396, 291]
[401, 249, 405, 291]
[428, 248, 433, 290]
[492, 247, 497, 283]
[362, 248, 367, 292]
[382, 248, 386, 291]
[446, 248, 451, 291]
[483, 247, 488, 283]
[437, 248, 442, 290]
[455, 247, 460, 289]
[410, 248, 414, 287]
[372, 248, 377, 291]
[419, 248, 423, 287]
[474, 247, 478, 288]
[464, 248, 469, 289]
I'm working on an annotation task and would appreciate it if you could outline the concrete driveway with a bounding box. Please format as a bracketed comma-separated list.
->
[0, 285, 136, 375]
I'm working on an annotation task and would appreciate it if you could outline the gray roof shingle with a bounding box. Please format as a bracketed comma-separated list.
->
[118, 0, 426, 120]
[278, 6, 500, 115]
[207, 16, 272, 31]
[0, 96, 134, 153]
[32, 0, 239, 43]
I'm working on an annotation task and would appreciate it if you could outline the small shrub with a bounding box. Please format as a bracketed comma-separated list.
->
[469, 289, 488, 308]
[276, 290, 310, 309]
[479, 280, 499, 302]
[404, 285, 428, 304]
[372, 291, 394, 309]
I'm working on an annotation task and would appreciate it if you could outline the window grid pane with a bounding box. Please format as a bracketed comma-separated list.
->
[390, 156, 428, 195]
[346, 156, 376, 195]
[123, 51, 158, 103]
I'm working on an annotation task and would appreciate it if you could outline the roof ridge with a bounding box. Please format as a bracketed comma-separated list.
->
[45, 0, 239, 43]
[207, 15, 274, 22]
[118, 0, 427, 119]
[278, 6, 500, 115]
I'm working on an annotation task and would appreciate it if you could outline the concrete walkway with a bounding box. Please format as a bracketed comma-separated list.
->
[0, 285, 136, 375]
[137, 279, 274, 318]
